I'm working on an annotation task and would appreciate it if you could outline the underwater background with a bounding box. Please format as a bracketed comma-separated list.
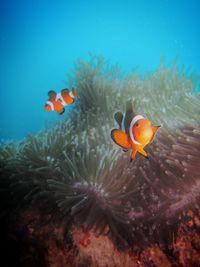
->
[1, 1, 200, 267]
[1, 0, 200, 141]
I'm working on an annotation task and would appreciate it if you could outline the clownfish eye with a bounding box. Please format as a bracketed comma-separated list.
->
[135, 122, 139, 127]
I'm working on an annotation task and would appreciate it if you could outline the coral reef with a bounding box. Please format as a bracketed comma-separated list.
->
[3, 208, 200, 267]
[1, 55, 200, 266]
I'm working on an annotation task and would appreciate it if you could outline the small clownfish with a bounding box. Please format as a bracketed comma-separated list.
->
[111, 100, 161, 161]
[45, 88, 78, 115]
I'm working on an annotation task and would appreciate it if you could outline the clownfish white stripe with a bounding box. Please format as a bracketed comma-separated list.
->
[56, 93, 67, 106]
[122, 112, 126, 132]
[46, 101, 54, 111]
[69, 91, 75, 98]
[129, 115, 145, 145]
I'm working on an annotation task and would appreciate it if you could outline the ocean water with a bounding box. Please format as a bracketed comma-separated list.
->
[1, 0, 200, 141]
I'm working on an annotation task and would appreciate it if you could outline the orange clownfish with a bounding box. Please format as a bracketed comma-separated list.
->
[45, 88, 78, 115]
[111, 100, 160, 161]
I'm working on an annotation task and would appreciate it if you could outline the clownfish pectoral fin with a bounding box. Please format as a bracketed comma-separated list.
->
[58, 108, 65, 115]
[114, 112, 123, 129]
[130, 149, 137, 162]
[48, 90, 56, 101]
[137, 147, 149, 159]
[152, 125, 161, 134]
[150, 125, 161, 142]
[45, 104, 51, 112]
[111, 129, 131, 150]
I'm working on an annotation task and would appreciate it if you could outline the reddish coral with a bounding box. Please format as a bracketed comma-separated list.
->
[9, 207, 200, 267]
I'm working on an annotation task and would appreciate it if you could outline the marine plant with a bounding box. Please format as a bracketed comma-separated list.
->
[1, 56, 200, 264]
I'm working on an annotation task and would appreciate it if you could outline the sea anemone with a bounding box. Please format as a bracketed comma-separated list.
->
[1, 56, 200, 266]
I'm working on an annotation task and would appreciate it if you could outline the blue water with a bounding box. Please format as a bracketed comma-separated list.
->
[1, 0, 200, 141]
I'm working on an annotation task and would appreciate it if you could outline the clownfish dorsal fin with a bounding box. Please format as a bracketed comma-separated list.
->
[48, 90, 56, 101]
[114, 112, 123, 129]
[124, 99, 137, 134]
[111, 129, 131, 150]
[61, 88, 69, 95]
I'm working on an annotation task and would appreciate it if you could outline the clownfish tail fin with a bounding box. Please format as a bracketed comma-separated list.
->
[71, 88, 78, 98]
[111, 129, 131, 150]
[114, 112, 123, 129]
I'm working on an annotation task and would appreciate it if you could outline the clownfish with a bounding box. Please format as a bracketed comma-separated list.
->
[45, 88, 78, 115]
[111, 100, 160, 161]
